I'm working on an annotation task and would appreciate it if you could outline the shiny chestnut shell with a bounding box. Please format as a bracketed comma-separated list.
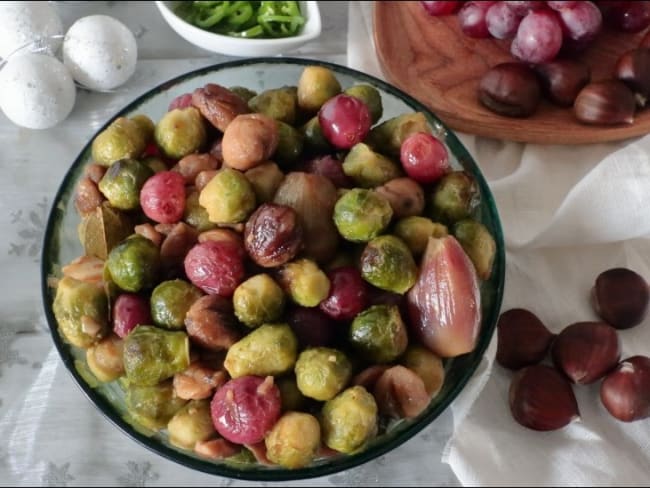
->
[592, 267, 649, 329]
[478, 62, 542, 117]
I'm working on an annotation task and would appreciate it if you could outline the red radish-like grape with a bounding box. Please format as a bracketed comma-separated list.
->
[299, 155, 352, 188]
[286, 306, 337, 347]
[458, 1, 495, 38]
[558, 1, 602, 43]
[546, 1, 579, 10]
[504, 1, 545, 16]
[511, 10, 563, 63]
[420, 1, 463, 15]
[184, 240, 245, 297]
[318, 94, 371, 150]
[400, 132, 450, 184]
[486, 2, 523, 39]
[113, 293, 152, 338]
[168, 93, 193, 111]
[140, 171, 186, 224]
[606, 1, 650, 33]
[319, 266, 369, 321]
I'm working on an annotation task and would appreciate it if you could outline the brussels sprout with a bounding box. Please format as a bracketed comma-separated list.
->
[297, 66, 342, 113]
[394, 216, 449, 256]
[321, 386, 378, 454]
[265, 412, 321, 469]
[333, 189, 393, 243]
[349, 305, 408, 363]
[143, 156, 168, 173]
[229, 85, 258, 102]
[295, 347, 352, 401]
[244, 162, 285, 203]
[53, 276, 108, 349]
[154, 107, 207, 159]
[248, 87, 298, 125]
[86, 334, 124, 382]
[401, 345, 445, 397]
[106, 235, 160, 293]
[77, 202, 132, 260]
[167, 400, 215, 449]
[428, 171, 479, 224]
[184, 190, 216, 232]
[97, 158, 154, 210]
[125, 380, 187, 430]
[360, 235, 417, 294]
[301, 116, 331, 154]
[366, 112, 430, 158]
[342, 143, 402, 188]
[150, 279, 203, 329]
[233, 274, 285, 328]
[277, 259, 330, 307]
[344, 84, 383, 124]
[275, 121, 304, 166]
[91, 117, 147, 167]
[130, 114, 155, 143]
[224, 323, 298, 378]
[453, 219, 496, 280]
[277, 375, 307, 412]
[198, 168, 256, 224]
[123, 325, 190, 386]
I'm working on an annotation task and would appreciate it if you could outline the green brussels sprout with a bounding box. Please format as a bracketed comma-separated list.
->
[344, 84, 383, 124]
[277, 375, 307, 411]
[366, 112, 430, 157]
[77, 202, 132, 260]
[97, 158, 153, 210]
[154, 107, 207, 159]
[295, 347, 352, 401]
[86, 334, 124, 382]
[301, 116, 331, 154]
[297, 66, 342, 113]
[229, 86, 258, 102]
[324, 250, 356, 271]
[321, 386, 378, 454]
[342, 143, 402, 188]
[143, 156, 168, 173]
[275, 121, 304, 166]
[394, 216, 448, 256]
[183, 190, 216, 232]
[248, 87, 298, 125]
[360, 235, 417, 294]
[53, 276, 109, 349]
[233, 274, 285, 328]
[167, 400, 216, 449]
[198, 168, 256, 224]
[124, 380, 187, 430]
[453, 219, 496, 280]
[429, 171, 479, 224]
[150, 279, 203, 329]
[130, 114, 155, 143]
[402, 345, 445, 397]
[277, 259, 330, 307]
[333, 189, 393, 243]
[123, 325, 190, 386]
[244, 162, 285, 203]
[349, 305, 408, 363]
[106, 235, 160, 292]
[224, 323, 298, 378]
[265, 411, 321, 469]
[91, 117, 147, 167]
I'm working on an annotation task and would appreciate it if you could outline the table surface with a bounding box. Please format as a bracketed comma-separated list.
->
[0, 2, 459, 486]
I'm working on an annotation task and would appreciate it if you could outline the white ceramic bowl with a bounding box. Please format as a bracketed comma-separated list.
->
[155, 1, 321, 57]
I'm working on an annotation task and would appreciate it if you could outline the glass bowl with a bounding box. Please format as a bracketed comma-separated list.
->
[41, 57, 505, 482]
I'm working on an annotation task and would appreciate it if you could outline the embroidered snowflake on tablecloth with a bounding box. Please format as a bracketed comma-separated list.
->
[42, 462, 74, 487]
[8, 197, 48, 262]
[0, 327, 29, 378]
[117, 461, 160, 487]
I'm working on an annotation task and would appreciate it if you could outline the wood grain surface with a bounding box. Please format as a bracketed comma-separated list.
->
[373, 1, 650, 145]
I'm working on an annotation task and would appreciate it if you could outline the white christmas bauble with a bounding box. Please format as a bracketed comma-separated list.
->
[0, 2, 63, 59]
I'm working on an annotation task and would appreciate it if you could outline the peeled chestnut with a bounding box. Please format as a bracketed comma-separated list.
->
[551, 321, 620, 385]
[535, 60, 591, 107]
[509, 365, 580, 431]
[574, 80, 636, 126]
[496, 308, 555, 370]
[600, 356, 650, 422]
[478, 63, 542, 117]
[615, 48, 650, 104]
[592, 267, 649, 329]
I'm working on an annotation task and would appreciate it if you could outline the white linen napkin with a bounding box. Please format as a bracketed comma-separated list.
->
[348, 2, 650, 485]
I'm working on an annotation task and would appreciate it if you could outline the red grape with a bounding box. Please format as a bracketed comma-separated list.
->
[319, 267, 369, 321]
[318, 95, 371, 150]
[211, 376, 281, 445]
[184, 240, 245, 297]
[168, 93, 193, 111]
[606, 1, 650, 32]
[511, 10, 563, 63]
[421, 1, 464, 15]
[458, 1, 495, 38]
[546, 1, 579, 10]
[140, 171, 186, 224]
[299, 155, 353, 188]
[558, 1, 602, 43]
[286, 306, 337, 347]
[504, 1, 546, 16]
[486, 2, 523, 39]
[113, 293, 152, 338]
[400, 132, 450, 184]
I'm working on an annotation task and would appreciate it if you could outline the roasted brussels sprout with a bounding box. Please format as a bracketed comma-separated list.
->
[265, 411, 321, 469]
[97, 158, 153, 210]
[349, 305, 408, 363]
[333, 189, 393, 243]
[91, 117, 147, 167]
[224, 323, 298, 378]
[77, 202, 132, 260]
[244, 162, 285, 203]
[248, 87, 298, 125]
[360, 235, 417, 294]
[297, 66, 341, 113]
[344, 84, 383, 124]
[429, 171, 479, 224]
[106, 235, 161, 293]
[277, 259, 330, 307]
[295, 347, 352, 401]
[342, 143, 402, 189]
[321, 386, 378, 454]
[143, 156, 168, 174]
[150, 279, 203, 329]
[375, 177, 425, 218]
[53, 276, 108, 349]
[453, 219, 496, 280]
[233, 274, 285, 328]
[275, 121, 304, 166]
[301, 116, 331, 154]
[125, 380, 187, 430]
[183, 190, 216, 232]
[366, 112, 430, 158]
[167, 400, 215, 449]
[130, 114, 155, 143]
[277, 375, 307, 412]
[154, 107, 207, 159]
[401, 345, 445, 397]
[229, 85, 258, 102]
[123, 325, 190, 386]
[394, 216, 448, 256]
[198, 168, 256, 224]
[86, 334, 124, 382]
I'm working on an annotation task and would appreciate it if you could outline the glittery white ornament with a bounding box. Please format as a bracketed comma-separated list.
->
[0, 2, 64, 59]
